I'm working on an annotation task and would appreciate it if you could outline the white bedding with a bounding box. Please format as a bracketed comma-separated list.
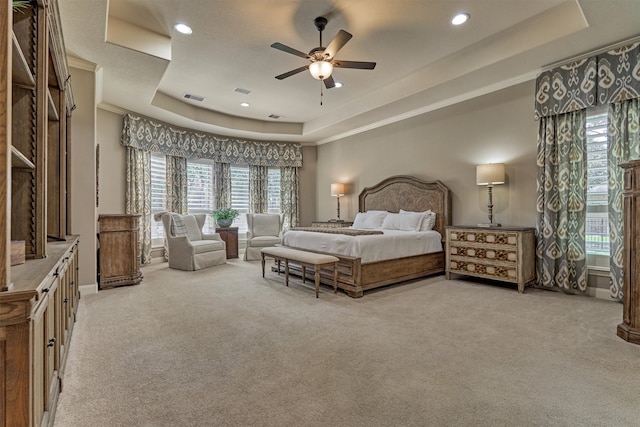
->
[282, 229, 443, 263]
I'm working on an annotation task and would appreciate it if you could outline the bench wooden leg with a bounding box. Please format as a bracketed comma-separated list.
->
[261, 253, 265, 278]
[285, 259, 289, 287]
[333, 262, 338, 293]
[276, 259, 281, 275]
[301, 265, 306, 283]
[314, 266, 320, 298]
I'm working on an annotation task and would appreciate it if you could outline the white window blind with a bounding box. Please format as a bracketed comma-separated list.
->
[150, 153, 167, 240]
[187, 160, 215, 233]
[230, 165, 249, 233]
[268, 168, 281, 214]
[585, 106, 609, 256]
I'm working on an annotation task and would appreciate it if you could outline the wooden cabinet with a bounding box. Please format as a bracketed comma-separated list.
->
[445, 226, 536, 293]
[1, 237, 80, 427]
[216, 227, 238, 259]
[1, 2, 77, 425]
[618, 160, 640, 344]
[98, 214, 143, 289]
[312, 221, 354, 228]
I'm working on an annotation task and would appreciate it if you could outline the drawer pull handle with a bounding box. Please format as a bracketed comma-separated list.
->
[64, 298, 69, 303]
[42, 288, 49, 293]
[47, 338, 56, 347]
[53, 272, 59, 277]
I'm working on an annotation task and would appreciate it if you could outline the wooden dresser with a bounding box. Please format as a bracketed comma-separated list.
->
[445, 226, 536, 293]
[98, 214, 143, 290]
[216, 227, 238, 259]
[1, 237, 80, 427]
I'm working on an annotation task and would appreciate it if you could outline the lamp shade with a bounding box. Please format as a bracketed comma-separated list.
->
[309, 61, 334, 80]
[331, 183, 345, 196]
[476, 163, 506, 186]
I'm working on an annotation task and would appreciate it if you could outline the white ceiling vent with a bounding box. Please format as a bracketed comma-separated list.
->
[234, 87, 251, 95]
[268, 114, 281, 119]
[183, 93, 205, 102]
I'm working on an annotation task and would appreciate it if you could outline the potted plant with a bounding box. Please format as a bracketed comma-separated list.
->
[212, 207, 239, 228]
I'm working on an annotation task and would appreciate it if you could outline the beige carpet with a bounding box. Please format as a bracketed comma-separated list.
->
[54, 258, 639, 427]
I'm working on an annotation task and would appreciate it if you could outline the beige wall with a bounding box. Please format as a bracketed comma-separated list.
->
[96, 108, 127, 215]
[69, 66, 98, 288]
[315, 81, 538, 227]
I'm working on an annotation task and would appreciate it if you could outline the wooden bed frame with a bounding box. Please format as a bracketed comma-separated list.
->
[284, 175, 452, 298]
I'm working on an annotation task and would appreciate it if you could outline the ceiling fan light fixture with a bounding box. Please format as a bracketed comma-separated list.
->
[309, 61, 333, 80]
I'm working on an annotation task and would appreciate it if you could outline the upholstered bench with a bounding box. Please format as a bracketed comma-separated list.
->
[261, 246, 339, 298]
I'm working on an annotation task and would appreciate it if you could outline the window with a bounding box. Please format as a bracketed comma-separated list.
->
[230, 165, 250, 233]
[187, 160, 215, 233]
[150, 153, 167, 242]
[585, 106, 610, 260]
[268, 168, 281, 214]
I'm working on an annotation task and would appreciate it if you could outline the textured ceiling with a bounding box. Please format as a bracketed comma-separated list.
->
[58, 0, 640, 144]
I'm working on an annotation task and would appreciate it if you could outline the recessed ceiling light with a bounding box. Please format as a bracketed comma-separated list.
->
[174, 23, 192, 34]
[334, 82, 343, 88]
[451, 13, 470, 26]
[240, 102, 250, 107]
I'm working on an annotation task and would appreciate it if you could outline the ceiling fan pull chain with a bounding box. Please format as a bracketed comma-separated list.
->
[320, 80, 324, 106]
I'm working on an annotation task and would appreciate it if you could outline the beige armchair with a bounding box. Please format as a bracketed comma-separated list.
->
[159, 213, 227, 270]
[244, 213, 284, 261]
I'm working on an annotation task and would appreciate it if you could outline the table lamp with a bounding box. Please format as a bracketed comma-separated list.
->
[476, 163, 505, 227]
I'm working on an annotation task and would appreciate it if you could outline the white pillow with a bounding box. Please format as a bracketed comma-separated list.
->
[352, 211, 388, 229]
[400, 209, 437, 231]
[381, 212, 423, 231]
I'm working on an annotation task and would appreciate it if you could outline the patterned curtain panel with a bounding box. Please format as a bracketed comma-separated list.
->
[214, 162, 231, 209]
[598, 43, 640, 105]
[249, 165, 268, 213]
[121, 113, 303, 167]
[166, 155, 188, 214]
[280, 167, 299, 230]
[534, 58, 597, 120]
[126, 147, 152, 265]
[536, 111, 588, 291]
[607, 99, 640, 300]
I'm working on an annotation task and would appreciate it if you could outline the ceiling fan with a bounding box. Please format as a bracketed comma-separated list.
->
[271, 16, 376, 90]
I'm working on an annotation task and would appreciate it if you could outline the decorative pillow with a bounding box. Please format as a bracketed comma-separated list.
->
[381, 212, 423, 231]
[400, 209, 437, 231]
[182, 215, 202, 241]
[352, 211, 388, 229]
[252, 214, 281, 237]
[170, 214, 188, 237]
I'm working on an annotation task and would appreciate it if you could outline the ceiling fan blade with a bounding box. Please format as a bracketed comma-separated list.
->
[323, 30, 352, 59]
[275, 65, 310, 80]
[332, 60, 377, 70]
[271, 42, 311, 59]
[323, 76, 336, 89]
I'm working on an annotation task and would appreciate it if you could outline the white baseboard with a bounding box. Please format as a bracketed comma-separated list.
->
[586, 286, 614, 301]
[79, 283, 98, 295]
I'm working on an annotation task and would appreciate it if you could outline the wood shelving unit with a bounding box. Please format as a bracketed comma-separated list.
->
[11, 32, 35, 88]
[11, 145, 35, 169]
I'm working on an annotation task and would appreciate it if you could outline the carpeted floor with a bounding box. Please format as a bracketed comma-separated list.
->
[53, 258, 640, 427]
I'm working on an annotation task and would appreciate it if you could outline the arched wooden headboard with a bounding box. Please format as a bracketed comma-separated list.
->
[358, 175, 452, 237]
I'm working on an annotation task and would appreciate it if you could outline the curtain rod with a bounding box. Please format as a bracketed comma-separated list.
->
[543, 34, 640, 72]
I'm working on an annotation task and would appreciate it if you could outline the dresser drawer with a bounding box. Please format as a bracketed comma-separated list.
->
[448, 229, 518, 246]
[448, 245, 518, 264]
[449, 259, 518, 282]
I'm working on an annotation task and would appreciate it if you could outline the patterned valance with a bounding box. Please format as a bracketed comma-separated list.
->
[121, 113, 303, 167]
[535, 40, 640, 119]
[534, 58, 597, 119]
[598, 42, 640, 105]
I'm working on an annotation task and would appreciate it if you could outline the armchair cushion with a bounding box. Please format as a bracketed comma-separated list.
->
[248, 235, 282, 248]
[252, 214, 281, 237]
[192, 239, 225, 254]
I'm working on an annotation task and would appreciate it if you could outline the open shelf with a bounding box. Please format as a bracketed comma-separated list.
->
[11, 146, 35, 169]
[11, 32, 35, 89]
[47, 89, 59, 121]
